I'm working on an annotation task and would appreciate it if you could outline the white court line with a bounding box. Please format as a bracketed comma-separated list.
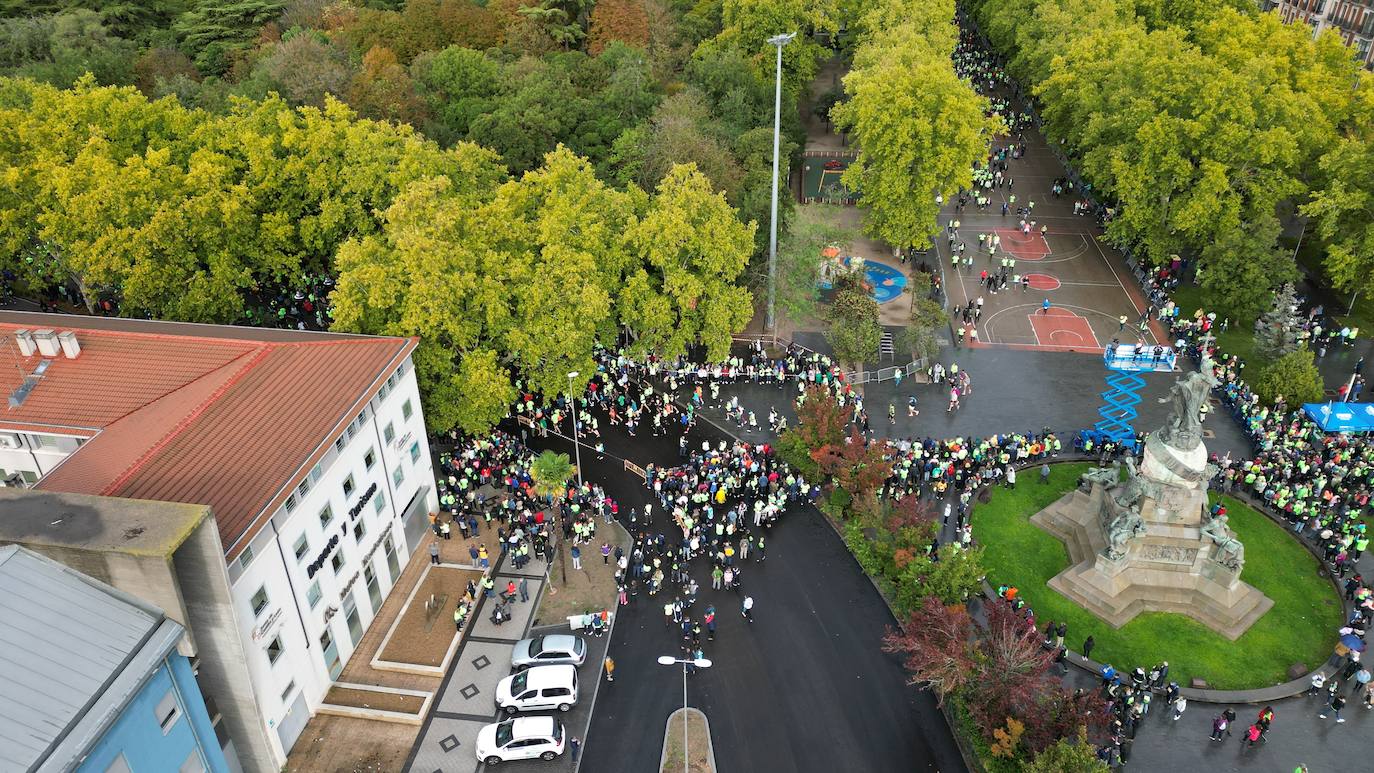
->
[1087, 233, 1158, 344]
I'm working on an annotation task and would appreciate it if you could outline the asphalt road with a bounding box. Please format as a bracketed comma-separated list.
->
[521, 416, 966, 773]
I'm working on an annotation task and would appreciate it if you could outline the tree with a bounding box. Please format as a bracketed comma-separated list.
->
[777, 383, 852, 478]
[621, 163, 756, 363]
[895, 543, 985, 612]
[587, 0, 650, 55]
[833, 32, 999, 251]
[1023, 731, 1109, 773]
[1254, 283, 1302, 360]
[530, 449, 576, 499]
[763, 200, 847, 325]
[174, 0, 287, 75]
[880, 596, 978, 705]
[1251, 348, 1325, 407]
[247, 30, 353, 108]
[812, 428, 892, 514]
[348, 45, 426, 125]
[1304, 77, 1374, 303]
[825, 267, 881, 369]
[412, 45, 502, 141]
[132, 47, 200, 96]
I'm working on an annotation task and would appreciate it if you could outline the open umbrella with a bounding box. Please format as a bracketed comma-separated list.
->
[1340, 633, 1366, 652]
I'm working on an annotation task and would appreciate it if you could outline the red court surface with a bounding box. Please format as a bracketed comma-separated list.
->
[1028, 308, 1100, 349]
[1026, 273, 1060, 291]
[994, 228, 1050, 260]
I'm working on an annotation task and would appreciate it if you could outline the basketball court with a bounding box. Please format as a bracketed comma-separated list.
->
[941, 221, 1164, 353]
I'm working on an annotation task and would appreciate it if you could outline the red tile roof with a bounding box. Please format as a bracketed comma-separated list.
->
[0, 314, 416, 560]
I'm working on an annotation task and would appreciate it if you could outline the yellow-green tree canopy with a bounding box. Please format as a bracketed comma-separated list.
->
[331, 147, 755, 434]
[833, 0, 1000, 251]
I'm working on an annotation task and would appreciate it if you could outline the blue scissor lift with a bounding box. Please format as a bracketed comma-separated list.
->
[1081, 343, 1176, 452]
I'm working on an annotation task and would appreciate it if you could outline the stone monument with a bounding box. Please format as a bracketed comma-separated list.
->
[1031, 356, 1273, 640]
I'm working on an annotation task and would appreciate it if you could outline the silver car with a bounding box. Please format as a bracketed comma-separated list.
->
[510, 634, 587, 670]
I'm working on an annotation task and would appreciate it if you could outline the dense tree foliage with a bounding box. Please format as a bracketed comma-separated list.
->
[833, 0, 999, 251]
[330, 147, 754, 432]
[968, 0, 1371, 321]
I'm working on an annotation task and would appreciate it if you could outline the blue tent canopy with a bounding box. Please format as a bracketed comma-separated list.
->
[1303, 402, 1374, 434]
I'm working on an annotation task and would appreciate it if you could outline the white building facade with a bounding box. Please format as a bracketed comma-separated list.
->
[223, 358, 437, 762]
[0, 314, 440, 770]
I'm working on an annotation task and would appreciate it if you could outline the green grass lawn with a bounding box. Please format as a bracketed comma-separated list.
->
[974, 463, 1342, 689]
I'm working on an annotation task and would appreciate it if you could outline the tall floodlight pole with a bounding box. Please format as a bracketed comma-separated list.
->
[765, 32, 797, 332]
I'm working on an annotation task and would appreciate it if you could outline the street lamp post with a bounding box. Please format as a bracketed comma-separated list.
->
[657, 655, 712, 773]
[560, 370, 583, 586]
[765, 31, 796, 333]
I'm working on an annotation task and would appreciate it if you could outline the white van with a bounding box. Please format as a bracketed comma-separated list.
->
[496, 664, 579, 714]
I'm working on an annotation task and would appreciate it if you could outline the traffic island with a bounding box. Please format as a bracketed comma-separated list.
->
[659, 708, 715, 773]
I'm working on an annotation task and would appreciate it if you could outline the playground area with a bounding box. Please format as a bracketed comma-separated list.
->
[800, 150, 858, 204]
[943, 227, 1164, 353]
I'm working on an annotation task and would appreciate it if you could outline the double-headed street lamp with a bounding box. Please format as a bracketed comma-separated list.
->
[559, 370, 583, 586]
[657, 655, 713, 773]
[765, 31, 797, 333]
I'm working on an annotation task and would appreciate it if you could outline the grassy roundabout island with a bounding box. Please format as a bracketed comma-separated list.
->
[974, 463, 1343, 690]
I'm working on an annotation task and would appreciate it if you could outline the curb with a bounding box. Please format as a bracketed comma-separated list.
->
[658, 708, 716, 773]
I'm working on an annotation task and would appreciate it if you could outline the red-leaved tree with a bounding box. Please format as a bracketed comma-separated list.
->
[881, 596, 977, 705]
[812, 429, 893, 515]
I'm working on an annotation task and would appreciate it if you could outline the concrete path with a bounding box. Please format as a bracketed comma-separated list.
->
[406, 552, 606, 773]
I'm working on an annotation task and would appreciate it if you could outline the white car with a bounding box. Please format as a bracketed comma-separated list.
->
[497, 664, 579, 714]
[510, 634, 587, 670]
[475, 716, 565, 765]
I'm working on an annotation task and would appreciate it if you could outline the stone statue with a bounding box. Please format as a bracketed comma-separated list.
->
[1104, 507, 1146, 560]
[1157, 356, 1219, 449]
[1201, 512, 1245, 571]
[1080, 464, 1119, 491]
[1113, 456, 1149, 510]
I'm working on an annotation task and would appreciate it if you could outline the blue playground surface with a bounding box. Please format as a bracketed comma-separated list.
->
[820, 258, 907, 303]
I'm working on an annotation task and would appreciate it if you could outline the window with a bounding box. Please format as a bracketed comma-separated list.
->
[373, 490, 386, 515]
[353, 520, 366, 543]
[36, 434, 58, 449]
[306, 580, 322, 609]
[280, 680, 297, 704]
[408, 441, 421, 464]
[319, 504, 333, 530]
[355, 412, 367, 431]
[179, 750, 206, 773]
[296, 478, 310, 499]
[364, 447, 376, 470]
[266, 636, 284, 665]
[332, 549, 346, 575]
[346, 422, 357, 440]
[238, 545, 254, 569]
[20, 470, 37, 484]
[310, 463, 324, 484]
[343, 475, 355, 497]
[334, 436, 346, 453]
[402, 399, 413, 420]
[155, 690, 182, 734]
[379, 381, 391, 400]
[383, 422, 395, 444]
[293, 535, 309, 562]
[392, 464, 405, 488]
[284, 493, 297, 513]
[250, 586, 269, 617]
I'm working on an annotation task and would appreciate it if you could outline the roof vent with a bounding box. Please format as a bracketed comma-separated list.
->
[57, 331, 80, 359]
[14, 330, 34, 357]
[32, 329, 59, 358]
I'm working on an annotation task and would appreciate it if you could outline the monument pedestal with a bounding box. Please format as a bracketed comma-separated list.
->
[1033, 488, 1275, 642]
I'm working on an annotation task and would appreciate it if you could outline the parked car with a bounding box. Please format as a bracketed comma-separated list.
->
[475, 716, 565, 764]
[510, 634, 586, 670]
[497, 664, 578, 714]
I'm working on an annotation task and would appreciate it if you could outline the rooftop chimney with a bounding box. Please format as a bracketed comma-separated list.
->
[32, 329, 58, 358]
[14, 330, 34, 357]
[57, 330, 80, 359]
